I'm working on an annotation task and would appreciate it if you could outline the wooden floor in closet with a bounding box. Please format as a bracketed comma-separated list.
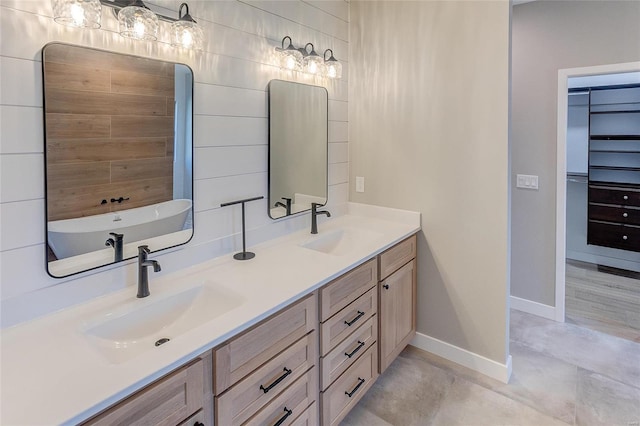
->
[566, 259, 640, 343]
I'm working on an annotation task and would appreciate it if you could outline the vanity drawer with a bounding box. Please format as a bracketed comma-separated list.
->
[216, 331, 317, 426]
[84, 359, 203, 426]
[589, 204, 640, 226]
[379, 235, 416, 280]
[320, 344, 378, 426]
[588, 221, 640, 252]
[244, 366, 317, 426]
[320, 259, 377, 322]
[290, 401, 318, 426]
[589, 186, 640, 207]
[320, 286, 377, 356]
[214, 293, 317, 394]
[320, 315, 377, 390]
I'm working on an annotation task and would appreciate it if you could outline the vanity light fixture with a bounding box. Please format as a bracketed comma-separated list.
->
[323, 49, 342, 79]
[170, 3, 203, 49]
[301, 43, 324, 75]
[51, 0, 101, 29]
[117, 0, 158, 41]
[274, 36, 341, 79]
[275, 36, 303, 71]
[51, 0, 204, 50]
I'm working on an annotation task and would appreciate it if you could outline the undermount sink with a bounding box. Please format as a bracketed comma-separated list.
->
[81, 282, 245, 364]
[300, 227, 383, 256]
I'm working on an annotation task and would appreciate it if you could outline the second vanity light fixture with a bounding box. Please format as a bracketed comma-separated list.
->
[51, 0, 204, 50]
[274, 36, 342, 79]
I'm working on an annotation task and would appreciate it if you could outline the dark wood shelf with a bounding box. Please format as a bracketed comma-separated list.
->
[589, 166, 640, 172]
[590, 135, 640, 140]
[589, 150, 640, 154]
[590, 110, 640, 115]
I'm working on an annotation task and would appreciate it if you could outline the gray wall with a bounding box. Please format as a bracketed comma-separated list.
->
[349, 1, 511, 363]
[511, 1, 640, 305]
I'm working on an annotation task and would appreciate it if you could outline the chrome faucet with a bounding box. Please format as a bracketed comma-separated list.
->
[137, 245, 161, 298]
[311, 202, 331, 234]
[105, 232, 124, 262]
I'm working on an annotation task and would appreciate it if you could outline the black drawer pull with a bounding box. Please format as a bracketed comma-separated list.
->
[273, 407, 293, 426]
[345, 310, 365, 326]
[194, 422, 204, 426]
[383, 284, 390, 290]
[345, 340, 365, 358]
[345, 377, 365, 398]
[259, 367, 292, 393]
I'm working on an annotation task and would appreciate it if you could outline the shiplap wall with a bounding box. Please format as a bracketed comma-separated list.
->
[0, 0, 349, 327]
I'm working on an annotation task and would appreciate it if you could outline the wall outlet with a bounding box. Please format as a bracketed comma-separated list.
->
[356, 176, 365, 193]
[516, 174, 539, 190]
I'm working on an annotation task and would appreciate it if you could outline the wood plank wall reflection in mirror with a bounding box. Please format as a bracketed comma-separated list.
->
[43, 43, 194, 278]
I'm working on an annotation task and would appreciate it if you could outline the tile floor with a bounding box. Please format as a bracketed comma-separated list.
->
[342, 310, 640, 426]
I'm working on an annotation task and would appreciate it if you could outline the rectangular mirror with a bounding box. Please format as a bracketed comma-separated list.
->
[43, 43, 194, 278]
[268, 80, 328, 219]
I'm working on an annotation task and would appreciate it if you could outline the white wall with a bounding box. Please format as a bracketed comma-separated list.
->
[511, 1, 640, 306]
[349, 1, 511, 366]
[0, 0, 350, 327]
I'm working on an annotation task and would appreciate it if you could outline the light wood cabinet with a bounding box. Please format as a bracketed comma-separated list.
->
[83, 358, 205, 426]
[320, 345, 377, 426]
[213, 294, 317, 395]
[378, 236, 416, 373]
[214, 293, 318, 425]
[319, 259, 377, 322]
[216, 331, 317, 425]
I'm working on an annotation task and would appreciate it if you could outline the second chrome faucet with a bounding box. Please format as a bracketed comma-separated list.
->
[311, 202, 331, 234]
[137, 245, 161, 298]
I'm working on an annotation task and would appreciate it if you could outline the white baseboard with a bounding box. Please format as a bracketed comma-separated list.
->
[510, 295, 557, 321]
[410, 332, 513, 383]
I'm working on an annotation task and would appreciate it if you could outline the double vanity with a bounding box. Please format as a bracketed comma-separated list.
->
[1, 41, 421, 425]
[1, 204, 420, 425]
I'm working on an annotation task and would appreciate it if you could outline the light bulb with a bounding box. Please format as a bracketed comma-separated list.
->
[181, 30, 193, 47]
[134, 21, 145, 38]
[70, 3, 85, 26]
[327, 64, 337, 78]
[285, 56, 297, 70]
[308, 61, 318, 74]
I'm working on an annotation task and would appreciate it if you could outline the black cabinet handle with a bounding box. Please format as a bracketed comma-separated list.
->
[259, 367, 292, 393]
[345, 377, 365, 398]
[194, 422, 204, 426]
[344, 310, 365, 326]
[345, 341, 365, 358]
[383, 284, 390, 290]
[110, 197, 130, 203]
[273, 407, 293, 426]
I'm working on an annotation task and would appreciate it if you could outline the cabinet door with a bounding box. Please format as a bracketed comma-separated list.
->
[379, 259, 416, 373]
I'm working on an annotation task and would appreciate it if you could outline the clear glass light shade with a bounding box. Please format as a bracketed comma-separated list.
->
[304, 56, 324, 75]
[118, 4, 159, 41]
[324, 59, 342, 79]
[275, 48, 302, 71]
[51, 0, 101, 29]
[171, 20, 203, 49]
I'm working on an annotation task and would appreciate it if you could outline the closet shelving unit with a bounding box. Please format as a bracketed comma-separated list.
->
[587, 84, 640, 253]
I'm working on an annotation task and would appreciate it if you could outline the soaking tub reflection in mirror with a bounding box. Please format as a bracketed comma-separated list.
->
[48, 199, 192, 258]
[42, 43, 194, 277]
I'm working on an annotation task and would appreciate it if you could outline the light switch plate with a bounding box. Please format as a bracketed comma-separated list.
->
[356, 176, 365, 193]
[516, 174, 539, 190]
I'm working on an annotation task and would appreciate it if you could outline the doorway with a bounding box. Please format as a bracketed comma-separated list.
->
[555, 62, 640, 332]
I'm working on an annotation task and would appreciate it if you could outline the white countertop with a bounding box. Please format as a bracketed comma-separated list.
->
[0, 203, 420, 425]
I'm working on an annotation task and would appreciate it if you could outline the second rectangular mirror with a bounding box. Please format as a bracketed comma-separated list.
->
[268, 80, 328, 219]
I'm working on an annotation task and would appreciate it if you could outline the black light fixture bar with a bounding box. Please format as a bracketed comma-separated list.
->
[99, 0, 179, 23]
